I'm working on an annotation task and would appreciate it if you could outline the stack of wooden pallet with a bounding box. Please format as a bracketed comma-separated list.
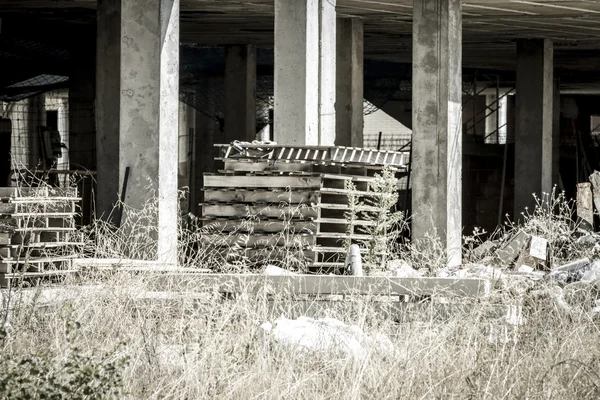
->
[201, 144, 408, 273]
[0, 187, 83, 287]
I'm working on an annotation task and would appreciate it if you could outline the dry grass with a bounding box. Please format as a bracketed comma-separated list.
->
[2, 175, 600, 398]
[1, 273, 600, 399]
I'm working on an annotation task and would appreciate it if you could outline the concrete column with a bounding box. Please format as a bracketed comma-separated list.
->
[192, 111, 218, 217]
[274, 0, 336, 145]
[224, 45, 256, 143]
[319, 0, 336, 145]
[335, 18, 364, 147]
[69, 34, 96, 171]
[515, 39, 553, 216]
[411, 0, 462, 267]
[553, 79, 560, 187]
[96, 0, 179, 264]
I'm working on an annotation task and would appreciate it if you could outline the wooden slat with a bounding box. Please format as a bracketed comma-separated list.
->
[223, 159, 312, 173]
[152, 274, 491, 297]
[202, 219, 317, 233]
[199, 233, 317, 248]
[201, 204, 319, 219]
[204, 174, 323, 189]
[204, 189, 319, 204]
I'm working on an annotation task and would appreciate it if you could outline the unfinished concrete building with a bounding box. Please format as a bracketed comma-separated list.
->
[1, 0, 600, 267]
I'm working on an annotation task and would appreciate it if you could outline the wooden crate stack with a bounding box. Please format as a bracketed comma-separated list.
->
[0, 187, 83, 287]
[201, 144, 408, 273]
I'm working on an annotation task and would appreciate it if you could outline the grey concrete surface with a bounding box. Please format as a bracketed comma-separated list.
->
[225, 45, 257, 143]
[274, 0, 336, 146]
[411, 0, 463, 267]
[335, 18, 364, 148]
[96, 0, 180, 264]
[514, 39, 554, 217]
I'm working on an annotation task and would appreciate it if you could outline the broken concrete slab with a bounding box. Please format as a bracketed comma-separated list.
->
[496, 230, 531, 265]
[471, 240, 498, 260]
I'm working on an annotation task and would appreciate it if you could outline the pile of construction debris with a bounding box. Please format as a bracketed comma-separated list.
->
[387, 183, 600, 315]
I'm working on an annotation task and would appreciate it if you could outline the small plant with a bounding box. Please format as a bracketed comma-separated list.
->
[345, 166, 406, 274]
[0, 321, 128, 399]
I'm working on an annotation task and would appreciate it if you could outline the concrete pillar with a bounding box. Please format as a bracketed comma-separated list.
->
[178, 101, 196, 213]
[553, 79, 560, 187]
[515, 39, 553, 216]
[96, 0, 179, 264]
[224, 45, 256, 143]
[335, 18, 364, 147]
[69, 34, 96, 171]
[411, 0, 462, 267]
[191, 111, 218, 217]
[274, 0, 336, 145]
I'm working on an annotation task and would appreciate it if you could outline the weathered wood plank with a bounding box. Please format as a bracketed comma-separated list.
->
[204, 174, 323, 189]
[199, 233, 317, 248]
[223, 159, 312, 173]
[152, 274, 490, 297]
[203, 189, 319, 205]
[202, 219, 317, 233]
[201, 204, 319, 219]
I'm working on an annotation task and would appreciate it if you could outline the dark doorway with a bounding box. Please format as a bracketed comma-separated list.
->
[46, 110, 58, 131]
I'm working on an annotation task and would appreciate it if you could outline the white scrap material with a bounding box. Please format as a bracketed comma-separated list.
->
[529, 236, 548, 261]
[388, 260, 423, 278]
[258, 316, 393, 360]
[264, 265, 298, 276]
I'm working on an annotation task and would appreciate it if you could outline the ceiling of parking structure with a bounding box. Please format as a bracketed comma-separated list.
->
[2, 0, 600, 73]
[178, 0, 600, 71]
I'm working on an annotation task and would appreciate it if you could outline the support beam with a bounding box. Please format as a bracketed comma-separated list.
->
[553, 78, 560, 187]
[515, 39, 553, 216]
[336, 18, 364, 147]
[411, 0, 462, 267]
[96, 0, 179, 264]
[274, 0, 336, 145]
[224, 45, 257, 143]
[191, 110, 218, 216]
[69, 32, 96, 171]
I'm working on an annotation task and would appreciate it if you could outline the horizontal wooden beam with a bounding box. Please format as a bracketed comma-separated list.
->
[151, 274, 491, 297]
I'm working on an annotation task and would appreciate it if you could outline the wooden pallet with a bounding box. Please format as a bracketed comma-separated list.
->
[217, 144, 408, 168]
[0, 186, 83, 287]
[201, 145, 402, 273]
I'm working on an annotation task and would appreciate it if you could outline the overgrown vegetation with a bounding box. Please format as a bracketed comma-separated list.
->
[345, 166, 406, 274]
[1, 273, 600, 399]
[3, 169, 600, 398]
